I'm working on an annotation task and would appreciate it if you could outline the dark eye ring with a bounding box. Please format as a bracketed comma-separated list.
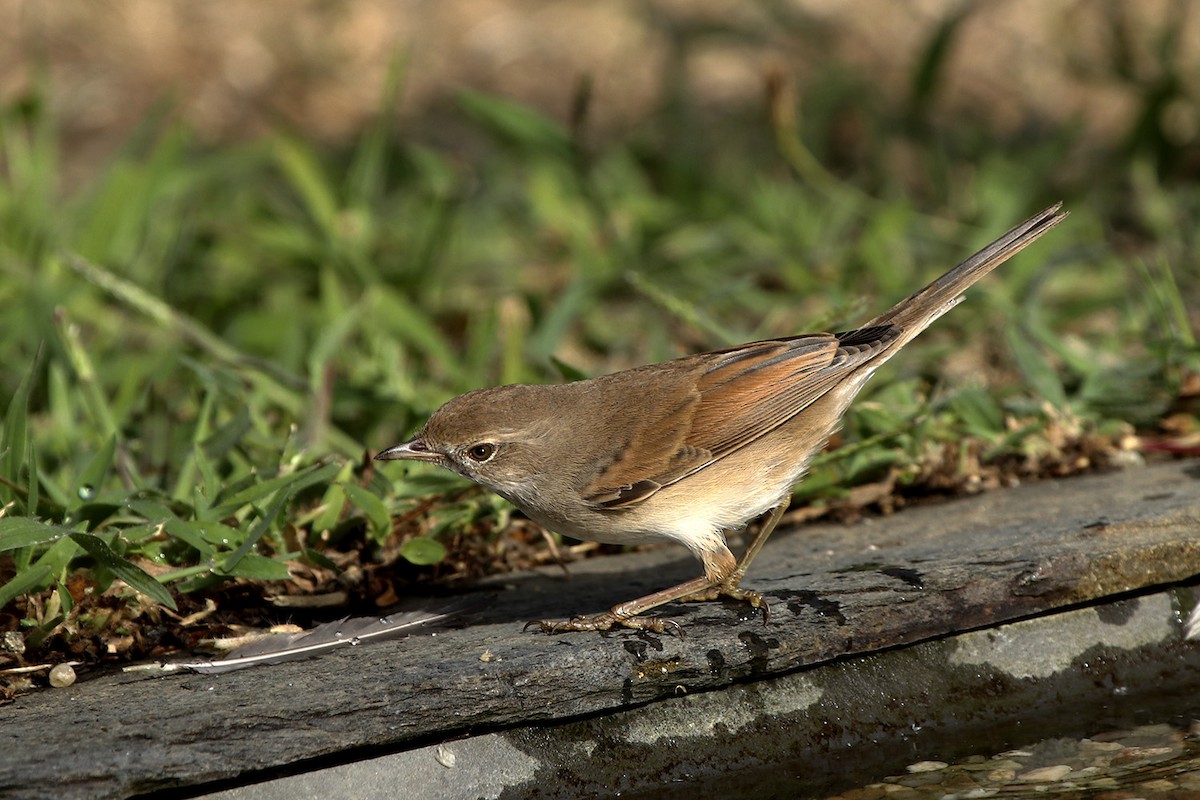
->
[466, 443, 496, 462]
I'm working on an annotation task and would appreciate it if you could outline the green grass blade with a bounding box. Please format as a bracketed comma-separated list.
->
[456, 89, 572, 157]
[26, 439, 39, 518]
[211, 462, 338, 518]
[346, 48, 408, 208]
[72, 433, 117, 509]
[221, 552, 293, 581]
[68, 532, 177, 610]
[0, 517, 71, 551]
[273, 135, 340, 241]
[343, 483, 391, 540]
[220, 485, 294, 575]
[0, 565, 53, 611]
[2, 345, 41, 509]
[1007, 327, 1070, 410]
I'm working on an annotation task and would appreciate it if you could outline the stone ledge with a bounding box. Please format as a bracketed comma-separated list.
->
[204, 586, 1200, 800]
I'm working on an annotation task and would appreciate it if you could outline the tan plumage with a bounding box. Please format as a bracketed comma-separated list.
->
[378, 203, 1068, 633]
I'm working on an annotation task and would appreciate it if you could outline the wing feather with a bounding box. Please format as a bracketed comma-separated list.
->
[582, 326, 900, 508]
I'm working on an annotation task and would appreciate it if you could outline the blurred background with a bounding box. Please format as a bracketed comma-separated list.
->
[7, 1, 1200, 173]
[1, 1, 1198, 672]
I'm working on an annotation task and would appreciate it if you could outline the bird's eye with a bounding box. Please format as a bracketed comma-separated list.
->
[466, 443, 497, 462]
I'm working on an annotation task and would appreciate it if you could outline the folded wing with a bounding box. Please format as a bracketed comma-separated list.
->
[585, 326, 899, 508]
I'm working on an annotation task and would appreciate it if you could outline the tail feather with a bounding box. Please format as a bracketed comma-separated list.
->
[868, 203, 1068, 333]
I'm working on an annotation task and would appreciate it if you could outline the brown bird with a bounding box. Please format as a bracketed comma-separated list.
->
[377, 204, 1068, 633]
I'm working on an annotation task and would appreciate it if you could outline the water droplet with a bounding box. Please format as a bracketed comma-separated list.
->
[77, 485, 95, 501]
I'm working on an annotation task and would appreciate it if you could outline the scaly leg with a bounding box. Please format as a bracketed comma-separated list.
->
[677, 503, 788, 618]
[527, 574, 719, 634]
[529, 504, 788, 634]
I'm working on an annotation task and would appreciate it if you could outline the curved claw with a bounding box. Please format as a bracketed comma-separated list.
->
[631, 616, 685, 637]
[656, 618, 686, 637]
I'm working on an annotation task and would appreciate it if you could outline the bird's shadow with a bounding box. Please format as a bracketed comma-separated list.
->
[456, 550, 761, 631]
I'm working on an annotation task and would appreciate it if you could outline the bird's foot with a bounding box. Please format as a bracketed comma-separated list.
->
[524, 612, 683, 636]
[679, 583, 770, 624]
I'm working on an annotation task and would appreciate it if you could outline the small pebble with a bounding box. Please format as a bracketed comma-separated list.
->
[2, 631, 25, 655]
[434, 743, 456, 768]
[986, 768, 1016, 782]
[906, 761, 948, 773]
[1140, 778, 1176, 791]
[1017, 765, 1072, 782]
[48, 663, 76, 688]
[1113, 746, 1177, 765]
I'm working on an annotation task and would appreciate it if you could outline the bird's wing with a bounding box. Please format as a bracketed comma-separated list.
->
[583, 327, 898, 508]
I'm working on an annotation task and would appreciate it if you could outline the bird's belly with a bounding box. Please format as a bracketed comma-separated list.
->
[542, 454, 805, 550]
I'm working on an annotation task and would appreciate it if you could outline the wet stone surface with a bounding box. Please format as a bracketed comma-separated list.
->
[834, 723, 1200, 799]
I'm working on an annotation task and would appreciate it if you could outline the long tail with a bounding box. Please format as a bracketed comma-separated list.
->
[868, 203, 1068, 333]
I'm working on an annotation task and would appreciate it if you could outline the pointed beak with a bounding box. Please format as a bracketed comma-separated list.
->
[374, 438, 440, 462]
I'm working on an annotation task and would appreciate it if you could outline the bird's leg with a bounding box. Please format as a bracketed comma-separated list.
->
[530, 508, 788, 634]
[731, 502, 788, 586]
[530, 538, 744, 634]
[676, 503, 788, 618]
[527, 574, 722, 635]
